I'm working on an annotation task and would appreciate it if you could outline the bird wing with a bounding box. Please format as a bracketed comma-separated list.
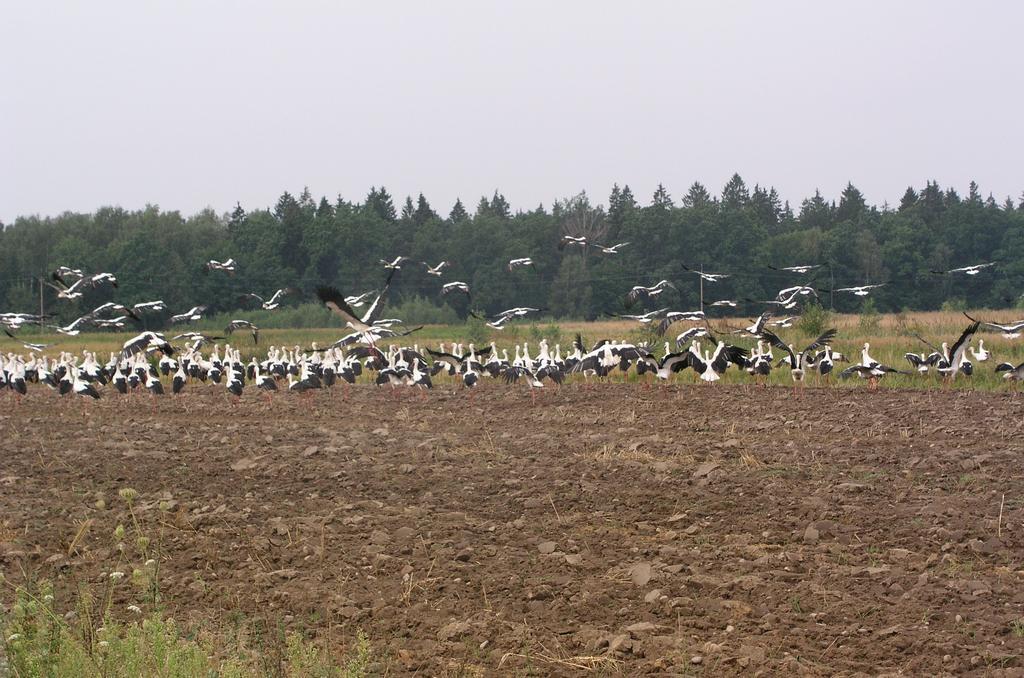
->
[800, 328, 837, 358]
[759, 329, 796, 367]
[316, 286, 363, 326]
[569, 355, 601, 373]
[425, 348, 464, 369]
[912, 333, 942, 355]
[537, 364, 564, 384]
[963, 311, 1024, 333]
[839, 365, 869, 379]
[659, 352, 690, 372]
[948, 321, 980, 370]
[502, 365, 532, 384]
[718, 344, 749, 370]
[360, 268, 396, 323]
[751, 312, 772, 334]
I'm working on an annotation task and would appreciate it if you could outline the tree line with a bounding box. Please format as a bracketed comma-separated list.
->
[2, 175, 1023, 327]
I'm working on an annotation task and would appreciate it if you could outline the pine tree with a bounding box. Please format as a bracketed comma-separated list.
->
[721, 174, 749, 209]
[968, 181, 982, 204]
[621, 185, 635, 208]
[490, 191, 510, 219]
[401, 196, 416, 221]
[365, 187, 397, 222]
[274, 191, 308, 273]
[316, 197, 334, 220]
[229, 202, 246, 226]
[898, 187, 918, 211]
[448, 198, 468, 223]
[920, 181, 944, 220]
[682, 182, 712, 209]
[799, 190, 833, 229]
[413, 193, 437, 226]
[475, 196, 491, 218]
[651, 183, 673, 209]
[835, 182, 866, 222]
[749, 184, 780, 227]
[608, 183, 637, 228]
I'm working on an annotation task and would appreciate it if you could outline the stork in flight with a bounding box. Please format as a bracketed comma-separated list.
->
[559, 235, 588, 249]
[605, 308, 669, 324]
[380, 256, 411, 270]
[225, 320, 260, 344]
[242, 288, 297, 310]
[931, 262, 996, 276]
[963, 312, 1024, 339]
[423, 261, 450, 276]
[206, 258, 237, 273]
[47, 272, 118, 300]
[768, 264, 823, 275]
[441, 281, 470, 299]
[626, 280, 675, 306]
[821, 283, 887, 297]
[169, 306, 208, 324]
[682, 264, 729, 283]
[316, 270, 396, 343]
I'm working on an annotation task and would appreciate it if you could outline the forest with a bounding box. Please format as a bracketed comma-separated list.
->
[2, 174, 1023, 326]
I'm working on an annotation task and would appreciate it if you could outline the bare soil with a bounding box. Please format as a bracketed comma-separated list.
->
[2, 385, 1024, 675]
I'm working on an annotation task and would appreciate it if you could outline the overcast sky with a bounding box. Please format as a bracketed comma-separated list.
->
[3, 1, 1022, 223]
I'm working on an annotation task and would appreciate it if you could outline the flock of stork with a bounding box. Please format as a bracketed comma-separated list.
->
[2, 240, 1024, 404]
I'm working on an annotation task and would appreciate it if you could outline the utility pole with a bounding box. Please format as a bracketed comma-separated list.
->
[828, 262, 834, 311]
[38, 274, 45, 325]
[699, 263, 704, 315]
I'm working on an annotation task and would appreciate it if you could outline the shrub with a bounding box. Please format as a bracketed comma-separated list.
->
[893, 308, 922, 336]
[383, 296, 460, 325]
[628, 323, 661, 350]
[464, 315, 490, 345]
[940, 297, 967, 312]
[528, 323, 564, 346]
[858, 298, 880, 334]
[797, 302, 831, 337]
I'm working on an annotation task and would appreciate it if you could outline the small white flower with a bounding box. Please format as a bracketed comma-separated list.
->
[127, 605, 142, 614]
[145, 559, 156, 567]
[7, 633, 22, 642]
[43, 594, 54, 602]
[109, 571, 125, 581]
[98, 640, 109, 650]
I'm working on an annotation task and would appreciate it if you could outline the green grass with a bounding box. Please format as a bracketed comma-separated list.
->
[3, 308, 1023, 392]
[1, 487, 375, 677]
[2, 584, 373, 678]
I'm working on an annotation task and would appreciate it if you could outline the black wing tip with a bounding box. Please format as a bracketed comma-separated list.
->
[316, 286, 341, 302]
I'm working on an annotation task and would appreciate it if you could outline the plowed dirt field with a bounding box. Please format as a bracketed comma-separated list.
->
[2, 385, 1024, 675]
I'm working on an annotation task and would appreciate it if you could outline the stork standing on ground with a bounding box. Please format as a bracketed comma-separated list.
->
[760, 327, 837, 392]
